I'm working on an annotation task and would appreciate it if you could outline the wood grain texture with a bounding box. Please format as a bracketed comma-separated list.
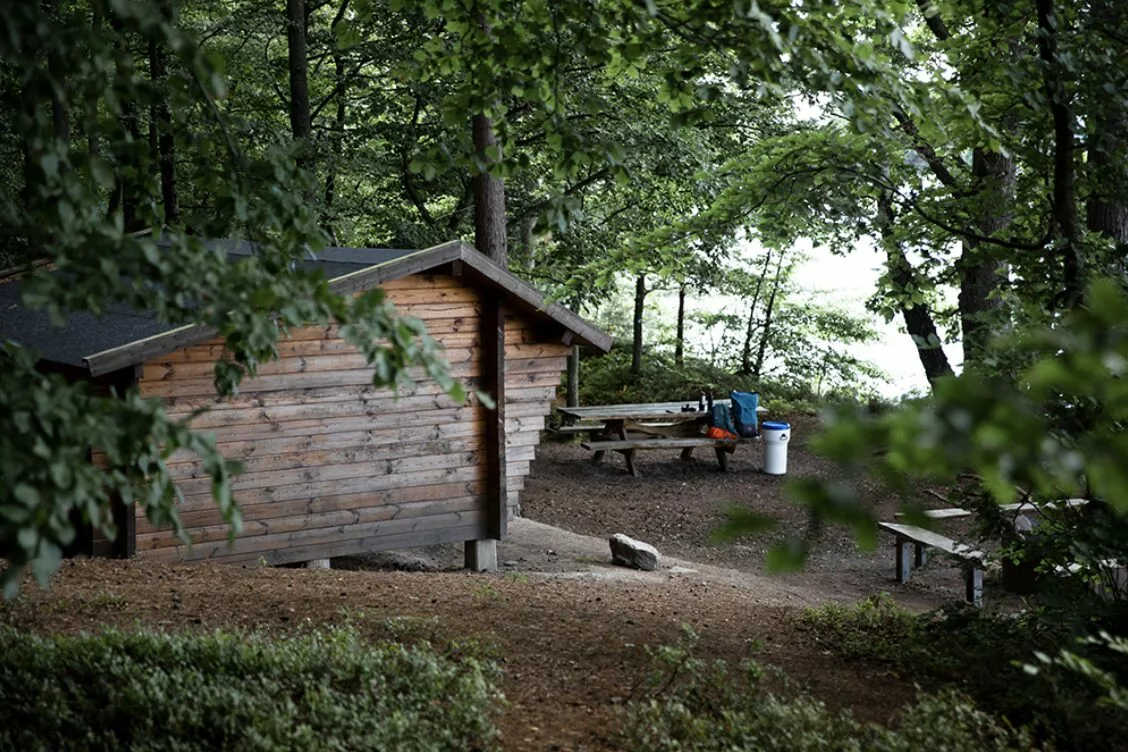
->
[129, 272, 570, 564]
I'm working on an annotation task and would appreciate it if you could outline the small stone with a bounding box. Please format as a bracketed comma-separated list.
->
[609, 533, 661, 571]
[503, 560, 519, 567]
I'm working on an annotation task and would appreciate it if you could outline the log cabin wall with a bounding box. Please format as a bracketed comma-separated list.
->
[122, 273, 568, 565]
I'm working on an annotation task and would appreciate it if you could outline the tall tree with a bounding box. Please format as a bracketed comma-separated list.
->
[286, 0, 311, 160]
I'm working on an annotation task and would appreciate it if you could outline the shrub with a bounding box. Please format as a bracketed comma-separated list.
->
[0, 626, 502, 751]
[800, 596, 1128, 751]
[622, 631, 1033, 752]
[622, 627, 1034, 751]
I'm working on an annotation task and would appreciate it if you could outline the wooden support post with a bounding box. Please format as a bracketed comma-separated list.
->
[680, 447, 695, 461]
[714, 446, 730, 472]
[465, 539, 498, 572]
[481, 296, 507, 540]
[966, 566, 984, 607]
[623, 448, 639, 477]
[895, 538, 913, 583]
[914, 543, 929, 568]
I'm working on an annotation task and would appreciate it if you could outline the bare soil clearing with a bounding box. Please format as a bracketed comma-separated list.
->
[2, 414, 977, 751]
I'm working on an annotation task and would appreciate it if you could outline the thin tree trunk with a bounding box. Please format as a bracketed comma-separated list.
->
[1036, 0, 1084, 307]
[630, 274, 646, 377]
[752, 254, 784, 382]
[46, 0, 69, 150]
[323, 50, 346, 241]
[149, 15, 177, 225]
[521, 214, 536, 270]
[740, 250, 772, 375]
[958, 148, 1013, 363]
[878, 193, 953, 386]
[286, 0, 311, 161]
[86, 5, 102, 161]
[1086, 0, 1128, 250]
[566, 344, 580, 407]
[674, 284, 686, 368]
[472, 112, 507, 266]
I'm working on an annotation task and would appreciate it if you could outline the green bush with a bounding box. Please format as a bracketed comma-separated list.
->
[576, 346, 837, 411]
[800, 596, 1128, 751]
[623, 627, 1034, 751]
[0, 626, 502, 751]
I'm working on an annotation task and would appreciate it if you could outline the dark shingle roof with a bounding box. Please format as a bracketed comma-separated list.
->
[0, 239, 613, 375]
[0, 243, 418, 369]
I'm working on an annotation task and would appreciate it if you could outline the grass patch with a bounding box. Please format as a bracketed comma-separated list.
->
[0, 625, 502, 751]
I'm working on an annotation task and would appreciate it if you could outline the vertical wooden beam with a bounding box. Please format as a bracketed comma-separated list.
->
[482, 297, 507, 540]
[895, 538, 913, 583]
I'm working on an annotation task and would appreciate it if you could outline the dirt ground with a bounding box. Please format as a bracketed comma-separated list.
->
[1, 413, 986, 751]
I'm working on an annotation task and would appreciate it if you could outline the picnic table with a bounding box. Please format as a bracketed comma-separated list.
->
[556, 401, 767, 477]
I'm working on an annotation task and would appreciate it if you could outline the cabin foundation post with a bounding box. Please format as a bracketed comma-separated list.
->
[305, 559, 331, 569]
[464, 540, 498, 572]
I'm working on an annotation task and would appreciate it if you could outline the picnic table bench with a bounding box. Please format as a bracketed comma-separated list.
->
[558, 401, 766, 477]
[581, 437, 739, 476]
[878, 521, 988, 605]
[882, 498, 1090, 606]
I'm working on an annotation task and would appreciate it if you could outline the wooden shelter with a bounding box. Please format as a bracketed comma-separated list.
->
[0, 240, 611, 569]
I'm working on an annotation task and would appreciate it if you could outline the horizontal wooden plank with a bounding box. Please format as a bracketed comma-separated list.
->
[581, 438, 737, 451]
[144, 347, 478, 382]
[140, 479, 485, 533]
[505, 343, 571, 359]
[180, 406, 483, 445]
[162, 376, 485, 414]
[878, 522, 986, 561]
[506, 356, 568, 376]
[174, 448, 483, 498]
[142, 361, 483, 398]
[176, 462, 487, 510]
[197, 521, 488, 567]
[894, 498, 1089, 520]
[138, 495, 484, 551]
[384, 287, 478, 306]
[379, 274, 466, 292]
[142, 509, 488, 563]
[168, 437, 483, 481]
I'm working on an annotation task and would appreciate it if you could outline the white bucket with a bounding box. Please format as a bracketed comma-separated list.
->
[761, 421, 791, 475]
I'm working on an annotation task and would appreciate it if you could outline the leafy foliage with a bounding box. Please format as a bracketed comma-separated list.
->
[801, 596, 1128, 750]
[623, 625, 1035, 751]
[0, 626, 501, 751]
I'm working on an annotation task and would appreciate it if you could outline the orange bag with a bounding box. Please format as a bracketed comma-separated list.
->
[706, 426, 738, 441]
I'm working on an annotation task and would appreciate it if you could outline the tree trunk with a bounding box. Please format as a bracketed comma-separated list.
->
[149, 20, 177, 225]
[286, 0, 311, 160]
[958, 148, 1013, 363]
[878, 194, 953, 386]
[752, 254, 784, 382]
[740, 250, 772, 375]
[472, 113, 507, 266]
[566, 344, 580, 407]
[521, 213, 536, 270]
[630, 274, 646, 377]
[1086, 0, 1128, 250]
[674, 284, 686, 368]
[323, 45, 347, 242]
[1036, 0, 1084, 307]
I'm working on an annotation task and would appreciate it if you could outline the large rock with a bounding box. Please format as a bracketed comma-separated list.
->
[609, 534, 661, 571]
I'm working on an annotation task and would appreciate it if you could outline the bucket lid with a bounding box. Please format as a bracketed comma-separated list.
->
[761, 421, 790, 431]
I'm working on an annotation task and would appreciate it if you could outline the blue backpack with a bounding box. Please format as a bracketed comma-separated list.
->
[730, 391, 759, 437]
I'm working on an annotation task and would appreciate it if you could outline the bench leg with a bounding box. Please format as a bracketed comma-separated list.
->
[965, 566, 984, 607]
[680, 447, 696, 461]
[914, 543, 929, 568]
[895, 538, 914, 583]
[591, 450, 606, 465]
[714, 447, 729, 472]
[623, 449, 639, 477]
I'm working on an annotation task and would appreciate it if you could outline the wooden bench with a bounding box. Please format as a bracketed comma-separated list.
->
[878, 522, 988, 606]
[552, 424, 604, 436]
[581, 437, 738, 477]
[895, 497, 1088, 521]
